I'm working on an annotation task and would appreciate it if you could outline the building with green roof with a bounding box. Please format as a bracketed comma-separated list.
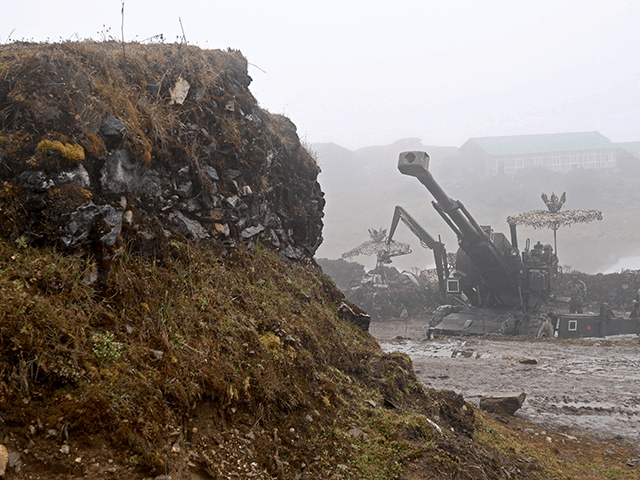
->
[460, 131, 619, 176]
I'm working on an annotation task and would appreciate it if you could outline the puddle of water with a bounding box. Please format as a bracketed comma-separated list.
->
[381, 340, 467, 358]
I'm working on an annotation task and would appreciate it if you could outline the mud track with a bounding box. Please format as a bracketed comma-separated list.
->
[371, 317, 640, 442]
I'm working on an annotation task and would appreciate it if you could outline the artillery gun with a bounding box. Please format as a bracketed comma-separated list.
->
[395, 151, 557, 336]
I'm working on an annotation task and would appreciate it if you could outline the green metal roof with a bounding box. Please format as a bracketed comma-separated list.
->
[470, 132, 617, 156]
[617, 141, 640, 159]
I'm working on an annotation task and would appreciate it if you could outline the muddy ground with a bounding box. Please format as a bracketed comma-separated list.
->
[371, 317, 640, 444]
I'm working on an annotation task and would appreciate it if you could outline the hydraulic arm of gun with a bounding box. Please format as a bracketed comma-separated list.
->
[387, 206, 449, 292]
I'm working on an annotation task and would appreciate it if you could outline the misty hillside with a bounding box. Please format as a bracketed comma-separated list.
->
[315, 140, 640, 274]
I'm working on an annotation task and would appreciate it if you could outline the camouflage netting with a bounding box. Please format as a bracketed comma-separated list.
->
[341, 227, 410, 259]
[507, 209, 603, 230]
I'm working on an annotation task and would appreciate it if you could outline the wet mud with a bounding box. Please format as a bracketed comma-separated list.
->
[371, 317, 640, 442]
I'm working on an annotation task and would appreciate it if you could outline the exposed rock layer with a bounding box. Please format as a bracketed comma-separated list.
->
[0, 42, 324, 265]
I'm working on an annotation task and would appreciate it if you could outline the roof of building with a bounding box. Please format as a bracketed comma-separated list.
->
[468, 131, 617, 156]
[617, 141, 640, 159]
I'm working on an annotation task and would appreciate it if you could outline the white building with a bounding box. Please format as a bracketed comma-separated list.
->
[459, 132, 619, 176]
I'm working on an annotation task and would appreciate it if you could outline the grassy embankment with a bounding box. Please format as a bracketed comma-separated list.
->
[0, 237, 638, 479]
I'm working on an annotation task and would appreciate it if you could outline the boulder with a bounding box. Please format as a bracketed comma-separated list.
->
[17, 171, 54, 192]
[337, 302, 371, 331]
[60, 202, 122, 249]
[57, 164, 91, 189]
[479, 392, 526, 415]
[519, 356, 538, 365]
[100, 149, 136, 194]
[100, 115, 128, 148]
[201, 165, 219, 181]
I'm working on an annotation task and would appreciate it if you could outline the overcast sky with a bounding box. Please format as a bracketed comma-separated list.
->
[2, 1, 639, 150]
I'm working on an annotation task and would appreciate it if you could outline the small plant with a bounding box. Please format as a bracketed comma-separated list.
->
[170, 332, 185, 349]
[92, 332, 124, 363]
[14, 236, 27, 249]
[601, 468, 622, 478]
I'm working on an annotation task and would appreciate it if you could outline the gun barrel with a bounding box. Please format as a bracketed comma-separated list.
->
[397, 151, 483, 243]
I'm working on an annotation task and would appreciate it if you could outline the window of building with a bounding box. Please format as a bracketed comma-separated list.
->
[584, 154, 597, 169]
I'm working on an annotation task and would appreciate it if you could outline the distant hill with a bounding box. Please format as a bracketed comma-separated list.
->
[315, 139, 640, 274]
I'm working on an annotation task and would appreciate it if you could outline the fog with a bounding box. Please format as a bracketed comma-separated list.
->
[313, 137, 640, 275]
[3, 1, 639, 274]
[2, 1, 639, 150]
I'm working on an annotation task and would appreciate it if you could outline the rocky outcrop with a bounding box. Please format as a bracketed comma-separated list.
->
[0, 42, 324, 267]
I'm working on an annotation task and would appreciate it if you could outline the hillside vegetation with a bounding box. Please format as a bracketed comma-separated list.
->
[2, 238, 639, 480]
[0, 236, 524, 480]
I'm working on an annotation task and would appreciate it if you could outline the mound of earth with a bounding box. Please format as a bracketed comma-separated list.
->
[0, 41, 323, 268]
[1, 236, 494, 480]
[576, 270, 640, 311]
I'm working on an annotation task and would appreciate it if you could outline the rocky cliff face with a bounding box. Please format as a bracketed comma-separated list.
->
[0, 41, 324, 268]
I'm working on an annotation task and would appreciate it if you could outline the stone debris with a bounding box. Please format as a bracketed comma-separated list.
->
[241, 224, 265, 238]
[7, 451, 21, 472]
[519, 356, 538, 364]
[170, 211, 210, 240]
[100, 115, 127, 147]
[169, 76, 190, 105]
[151, 350, 164, 360]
